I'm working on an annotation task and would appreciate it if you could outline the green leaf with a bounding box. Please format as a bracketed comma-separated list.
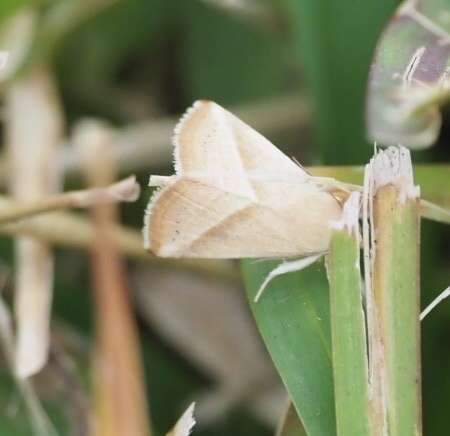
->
[367, 0, 450, 148]
[241, 259, 336, 436]
[180, 1, 291, 107]
[283, 0, 398, 164]
[0, 0, 30, 24]
[55, 0, 169, 120]
[27, 0, 117, 68]
[328, 219, 371, 436]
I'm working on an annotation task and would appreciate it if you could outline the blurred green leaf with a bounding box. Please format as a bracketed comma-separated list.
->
[283, 0, 398, 164]
[25, 0, 117, 72]
[56, 0, 168, 120]
[0, 371, 35, 436]
[180, 1, 293, 107]
[367, 0, 450, 148]
[0, 0, 30, 24]
[242, 260, 335, 436]
[0, 370, 68, 436]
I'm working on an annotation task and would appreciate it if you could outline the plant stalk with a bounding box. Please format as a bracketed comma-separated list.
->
[368, 146, 422, 436]
[327, 192, 371, 436]
[79, 121, 151, 436]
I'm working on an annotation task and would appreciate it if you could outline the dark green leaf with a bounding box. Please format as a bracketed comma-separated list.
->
[241, 259, 335, 436]
[283, 0, 398, 164]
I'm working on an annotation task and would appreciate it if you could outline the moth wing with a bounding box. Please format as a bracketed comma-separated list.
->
[222, 105, 309, 182]
[146, 100, 341, 258]
[174, 101, 307, 194]
[174, 101, 254, 198]
[145, 178, 341, 258]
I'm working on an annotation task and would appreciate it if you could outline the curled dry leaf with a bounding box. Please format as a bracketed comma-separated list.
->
[367, 0, 450, 148]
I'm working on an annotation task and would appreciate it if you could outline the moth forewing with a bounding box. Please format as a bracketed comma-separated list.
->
[143, 100, 343, 260]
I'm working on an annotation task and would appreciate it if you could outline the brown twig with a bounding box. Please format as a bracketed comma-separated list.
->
[0, 196, 238, 281]
[0, 176, 140, 226]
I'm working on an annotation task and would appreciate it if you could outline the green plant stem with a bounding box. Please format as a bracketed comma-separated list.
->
[372, 183, 421, 435]
[309, 165, 450, 208]
[327, 197, 371, 436]
[419, 200, 450, 225]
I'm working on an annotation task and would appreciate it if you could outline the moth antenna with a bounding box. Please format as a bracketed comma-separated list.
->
[291, 156, 312, 175]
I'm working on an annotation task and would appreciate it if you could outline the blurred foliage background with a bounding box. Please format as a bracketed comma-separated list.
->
[0, 0, 449, 435]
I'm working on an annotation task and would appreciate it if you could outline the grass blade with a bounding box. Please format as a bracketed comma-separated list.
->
[285, 0, 397, 163]
[327, 193, 371, 436]
[241, 260, 336, 436]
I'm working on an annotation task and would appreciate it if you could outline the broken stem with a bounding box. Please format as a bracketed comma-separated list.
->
[369, 146, 422, 436]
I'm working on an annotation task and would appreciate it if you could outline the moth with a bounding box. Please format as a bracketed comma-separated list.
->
[143, 101, 343, 300]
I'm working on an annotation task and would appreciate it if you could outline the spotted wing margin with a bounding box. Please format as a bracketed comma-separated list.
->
[146, 178, 341, 258]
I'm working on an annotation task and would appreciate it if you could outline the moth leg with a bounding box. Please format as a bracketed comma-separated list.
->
[254, 254, 323, 302]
